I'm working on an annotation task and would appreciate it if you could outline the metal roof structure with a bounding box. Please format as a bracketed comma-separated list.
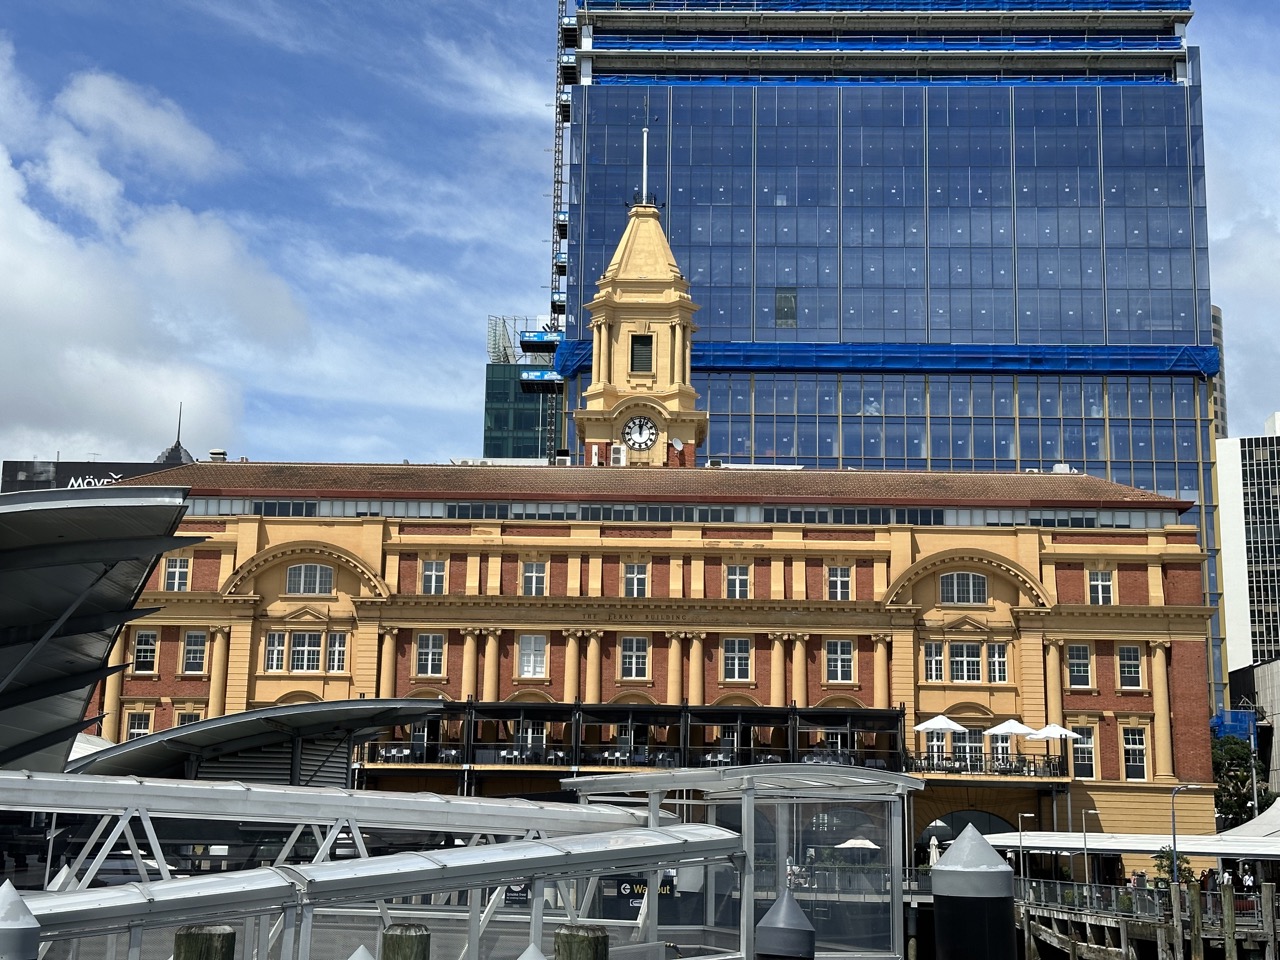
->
[565, 762, 925, 800]
[984, 830, 1280, 859]
[24, 824, 740, 940]
[0, 770, 657, 837]
[66, 698, 450, 783]
[0, 486, 192, 773]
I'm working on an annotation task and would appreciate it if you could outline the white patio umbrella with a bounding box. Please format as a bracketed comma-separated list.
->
[836, 837, 880, 850]
[984, 719, 1036, 737]
[928, 835, 941, 866]
[913, 715, 967, 734]
[1027, 723, 1082, 740]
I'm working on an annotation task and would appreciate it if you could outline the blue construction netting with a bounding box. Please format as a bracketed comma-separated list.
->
[554, 340, 1220, 379]
[1210, 709, 1257, 742]
[593, 73, 1177, 85]
[591, 35, 1183, 52]
[585, 1, 1190, 12]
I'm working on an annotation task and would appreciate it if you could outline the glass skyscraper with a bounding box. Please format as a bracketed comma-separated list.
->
[551, 0, 1223, 703]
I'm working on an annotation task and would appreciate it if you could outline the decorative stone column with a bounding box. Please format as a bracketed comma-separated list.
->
[378, 626, 399, 699]
[873, 634, 891, 710]
[482, 630, 501, 702]
[584, 629, 604, 703]
[1045, 638, 1064, 729]
[563, 630, 582, 702]
[687, 632, 706, 705]
[1151, 639, 1176, 781]
[769, 632, 787, 707]
[460, 629, 480, 700]
[207, 626, 231, 719]
[102, 633, 127, 741]
[791, 633, 809, 708]
[665, 631, 684, 704]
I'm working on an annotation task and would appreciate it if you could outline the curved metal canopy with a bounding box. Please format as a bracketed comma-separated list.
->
[564, 762, 924, 799]
[68, 699, 449, 780]
[0, 486, 191, 773]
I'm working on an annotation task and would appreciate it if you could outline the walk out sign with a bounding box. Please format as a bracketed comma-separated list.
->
[615, 876, 673, 908]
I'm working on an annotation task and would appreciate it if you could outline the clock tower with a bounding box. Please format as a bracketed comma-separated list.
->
[573, 202, 708, 467]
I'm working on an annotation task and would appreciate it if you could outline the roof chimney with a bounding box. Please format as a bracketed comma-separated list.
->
[209, 449, 227, 462]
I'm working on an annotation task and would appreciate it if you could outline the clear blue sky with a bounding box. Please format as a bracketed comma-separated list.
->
[0, 2, 1273, 464]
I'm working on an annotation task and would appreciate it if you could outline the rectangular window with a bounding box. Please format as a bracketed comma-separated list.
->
[940, 572, 987, 605]
[421, 560, 446, 595]
[1067, 644, 1092, 687]
[988, 642, 1008, 683]
[1089, 570, 1114, 605]
[183, 632, 206, 674]
[1118, 645, 1142, 688]
[827, 566, 851, 601]
[826, 639, 854, 682]
[775, 287, 798, 327]
[950, 642, 982, 682]
[132, 631, 158, 673]
[1122, 727, 1147, 780]
[1072, 726, 1095, 778]
[726, 564, 750, 600]
[176, 712, 202, 726]
[326, 632, 347, 673]
[723, 637, 751, 681]
[126, 712, 151, 740]
[523, 561, 547, 597]
[265, 632, 285, 672]
[164, 557, 190, 592]
[621, 636, 649, 679]
[291, 632, 323, 672]
[924, 642, 944, 682]
[630, 334, 653, 373]
[416, 633, 445, 676]
[624, 563, 648, 598]
[518, 635, 547, 678]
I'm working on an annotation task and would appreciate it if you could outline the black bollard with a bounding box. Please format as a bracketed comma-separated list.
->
[755, 888, 815, 960]
[931, 824, 1016, 960]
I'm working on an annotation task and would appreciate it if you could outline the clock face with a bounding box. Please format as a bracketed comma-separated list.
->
[623, 415, 658, 450]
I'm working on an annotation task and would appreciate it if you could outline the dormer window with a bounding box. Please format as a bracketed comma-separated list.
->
[630, 334, 653, 373]
[286, 563, 334, 595]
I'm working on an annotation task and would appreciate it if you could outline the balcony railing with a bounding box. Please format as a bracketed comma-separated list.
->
[907, 751, 1067, 777]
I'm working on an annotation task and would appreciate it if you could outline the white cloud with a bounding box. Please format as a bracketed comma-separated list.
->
[53, 71, 230, 180]
[0, 38, 43, 151]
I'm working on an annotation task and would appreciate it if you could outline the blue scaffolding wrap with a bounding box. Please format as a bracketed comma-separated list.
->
[553, 340, 1220, 380]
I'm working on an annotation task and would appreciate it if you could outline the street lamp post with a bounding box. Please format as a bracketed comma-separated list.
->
[1170, 784, 1204, 886]
[1018, 812, 1037, 883]
[1082, 808, 1099, 888]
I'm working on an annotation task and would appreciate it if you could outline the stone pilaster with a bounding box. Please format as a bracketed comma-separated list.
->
[873, 633, 890, 710]
[102, 633, 128, 741]
[1045, 638, 1064, 729]
[687, 632, 706, 705]
[207, 626, 231, 718]
[563, 629, 582, 702]
[460, 628, 480, 700]
[378, 626, 398, 699]
[790, 633, 809, 708]
[482, 630, 501, 701]
[768, 632, 787, 707]
[665, 631, 684, 704]
[584, 629, 604, 703]
[1151, 639, 1175, 781]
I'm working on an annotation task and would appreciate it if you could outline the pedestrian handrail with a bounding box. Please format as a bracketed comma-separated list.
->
[1017, 878, 1172, 920]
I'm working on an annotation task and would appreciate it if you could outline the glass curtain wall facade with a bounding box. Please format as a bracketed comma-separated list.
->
[555, 0, 1222, 703]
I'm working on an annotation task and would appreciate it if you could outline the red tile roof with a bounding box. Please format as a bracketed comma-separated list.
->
[120, 461, 1184, 510]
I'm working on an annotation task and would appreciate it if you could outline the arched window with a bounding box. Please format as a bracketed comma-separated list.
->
[940, 571, 987, 605]
[286, 563, 334, 595]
